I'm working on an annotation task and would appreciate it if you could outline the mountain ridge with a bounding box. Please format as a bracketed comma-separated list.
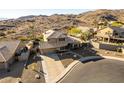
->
[1, 9, 124, 40]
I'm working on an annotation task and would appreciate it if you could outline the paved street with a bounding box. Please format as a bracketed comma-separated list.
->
[60, 59, 124, 83]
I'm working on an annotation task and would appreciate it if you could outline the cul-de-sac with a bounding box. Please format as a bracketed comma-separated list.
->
[0, 9, 124, 83]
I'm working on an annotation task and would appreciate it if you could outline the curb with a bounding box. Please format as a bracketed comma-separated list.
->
[42, 55, 124, 83]
[41, 60, 49, 83]
[50, 60, 80, 83]
[100, 55, 124, 61]
[51, 56, 124, 83]
[51, 56, 103, 83]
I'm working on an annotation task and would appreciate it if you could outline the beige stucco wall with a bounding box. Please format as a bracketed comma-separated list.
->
[122, 47, 124, 54]
[96, 27, 113, 38]
[90, 40, 100, 49]
[91, 40, 122, 51]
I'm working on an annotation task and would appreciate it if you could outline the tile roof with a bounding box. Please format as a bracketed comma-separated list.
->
[0, 46, 12, 62]
[44, 29, 66, 39]
[47, 31, 66, 39]
[0, 40, 20, 63]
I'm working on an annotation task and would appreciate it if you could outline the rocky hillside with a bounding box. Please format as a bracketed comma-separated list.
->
[77, 9, 124, 26]
[1, 9, 124, 40]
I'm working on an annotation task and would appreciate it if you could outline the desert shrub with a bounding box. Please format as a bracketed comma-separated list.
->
[0, 32, 6, 36]
[111, 21, 123, 27]
[19, 36, 29, 41]
[80, 31, 92, 41]
[68, 27, 81, 36]
[7, 30, 16, 34]
[37, 35, 44, 41]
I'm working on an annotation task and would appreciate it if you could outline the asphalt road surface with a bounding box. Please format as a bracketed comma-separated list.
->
[60, 59, 124, 83]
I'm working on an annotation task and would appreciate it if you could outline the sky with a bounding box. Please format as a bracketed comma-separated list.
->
[0, 9, 92, 19]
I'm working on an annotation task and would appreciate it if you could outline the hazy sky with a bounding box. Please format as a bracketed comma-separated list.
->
[0, 9, 92, 19]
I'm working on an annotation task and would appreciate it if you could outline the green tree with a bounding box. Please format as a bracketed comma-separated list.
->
[80, 31, 92, 41]
[68, 27, 81, 36]
[29, 24, 36, 40]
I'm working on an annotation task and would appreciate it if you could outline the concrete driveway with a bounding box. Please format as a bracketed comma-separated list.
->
[60, 59, 124, 83]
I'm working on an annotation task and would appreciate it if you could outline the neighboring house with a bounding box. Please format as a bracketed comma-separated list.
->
[91, 26, 124, 53]
[41, 30, 82, 53]
[95, 26, 124, 43]
[0, 40, 21, 70]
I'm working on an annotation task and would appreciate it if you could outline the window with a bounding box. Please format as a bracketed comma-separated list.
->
[59, 38, 65, 41]
[114, 32, 118, 36]
[121, 32, 124, 35]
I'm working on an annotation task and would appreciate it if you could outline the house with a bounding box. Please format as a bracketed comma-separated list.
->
[95, 26, 124, 43]
[0, 40, 21, 70]
[41, 30, 82, 54]
[91, 26, 124, 52]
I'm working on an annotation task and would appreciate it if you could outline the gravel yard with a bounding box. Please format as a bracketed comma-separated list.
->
[57, 52, 80, 68]
[71, 47, 98, 57]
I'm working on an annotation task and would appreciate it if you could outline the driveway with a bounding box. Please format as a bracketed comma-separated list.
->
[60, 59, 124, 83]
[41, 53, 65, 82]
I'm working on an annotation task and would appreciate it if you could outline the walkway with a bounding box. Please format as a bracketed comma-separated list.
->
[41, 53, 65, 82]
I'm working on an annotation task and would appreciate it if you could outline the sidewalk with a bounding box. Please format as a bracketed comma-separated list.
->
[41, 53, 65, 82]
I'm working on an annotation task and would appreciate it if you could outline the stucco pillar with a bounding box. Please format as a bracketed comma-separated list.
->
[108, 38, 110, 43]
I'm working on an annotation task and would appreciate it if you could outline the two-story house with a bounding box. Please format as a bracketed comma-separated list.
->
[40, 30, 82, 54]
[95, 26, 124, 43]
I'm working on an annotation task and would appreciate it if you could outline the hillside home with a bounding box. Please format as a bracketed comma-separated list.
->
[91, 26, 124, 53]
[95, 26, 124, 43]
[41, 30, 82, 54]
